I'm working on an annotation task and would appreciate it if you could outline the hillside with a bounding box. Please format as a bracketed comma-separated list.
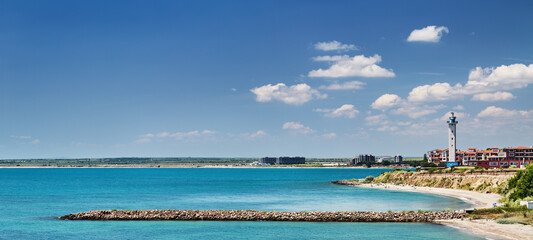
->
[373, 170, 514, 194]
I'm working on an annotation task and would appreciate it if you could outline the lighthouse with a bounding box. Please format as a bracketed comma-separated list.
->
[447, 112, 458, 167]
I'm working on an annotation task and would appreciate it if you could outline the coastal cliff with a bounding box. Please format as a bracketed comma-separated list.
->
[371, 170, 513, 194]
[59, 209, 463, 222]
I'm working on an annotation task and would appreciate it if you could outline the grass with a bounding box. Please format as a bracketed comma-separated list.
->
[467, 206, 533, 225]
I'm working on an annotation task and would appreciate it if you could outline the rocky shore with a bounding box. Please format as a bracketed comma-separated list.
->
[331, 180, 360, 185]
[59, 210, 463, 222]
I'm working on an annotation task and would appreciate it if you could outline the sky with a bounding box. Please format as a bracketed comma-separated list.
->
[1, 0, 533, 159]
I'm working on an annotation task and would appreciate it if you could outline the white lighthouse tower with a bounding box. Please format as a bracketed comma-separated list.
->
[447, 112, 458, 166]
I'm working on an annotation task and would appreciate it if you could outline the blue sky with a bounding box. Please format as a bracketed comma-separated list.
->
[1, 0, 533, 159]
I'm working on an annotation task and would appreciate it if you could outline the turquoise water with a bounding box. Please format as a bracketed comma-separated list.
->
[0, 168, 482, 239]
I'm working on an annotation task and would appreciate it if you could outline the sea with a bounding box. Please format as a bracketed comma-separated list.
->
[0, 168, 484, 239]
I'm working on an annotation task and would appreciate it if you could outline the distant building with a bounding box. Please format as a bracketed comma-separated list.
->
[427, 146, 533, 169]
[394, 155, 403, 163]
[260, 157, 277, 165]
[351, 154, 375, 165]
[377, 157, 391, 163]
[277, 156, 305, 165]
[260, 156, 305, 165]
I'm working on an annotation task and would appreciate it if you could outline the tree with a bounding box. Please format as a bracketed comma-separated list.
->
[423, 154, 428, 162]
[507, 164, 533, 201]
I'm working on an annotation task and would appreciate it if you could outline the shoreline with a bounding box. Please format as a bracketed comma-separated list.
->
[0, 165, 405, 169]
[437, 219, 533, 240]
[354, 183, 501, 209]
[340, 182, 533, 239]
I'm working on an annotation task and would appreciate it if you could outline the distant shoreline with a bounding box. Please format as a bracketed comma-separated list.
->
[0, 164, 408, 169]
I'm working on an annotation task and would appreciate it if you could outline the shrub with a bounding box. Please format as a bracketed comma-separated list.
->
[507, 165, 533, 201]
[363, 176, 375, 183]
[495, 218, 520, 224]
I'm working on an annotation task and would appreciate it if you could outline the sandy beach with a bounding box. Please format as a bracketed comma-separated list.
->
[357, 183, 533, 240]
[438, 219, 533, 240]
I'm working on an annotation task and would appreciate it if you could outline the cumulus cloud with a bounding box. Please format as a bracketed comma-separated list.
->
[314, 40, 358, 51]
[464, 64, 533, 93]
[407, 25, 449, 42]
[314, 104, 359, 118]
[282, 122, 314, 134]
[401, 64, 533, 103]
[319, 81, 365, 90]
[371, 94, 402, 110]
[371, 93, 446, 118]
[477, 106, 533, 118]
[251, 83, 327, 105]
[308, 54, 395, 78]
[407, 82, 463, 102]
[472, 91, 515, 101]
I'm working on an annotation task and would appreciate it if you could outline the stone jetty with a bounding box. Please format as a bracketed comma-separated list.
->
[59, 210, 463, 222]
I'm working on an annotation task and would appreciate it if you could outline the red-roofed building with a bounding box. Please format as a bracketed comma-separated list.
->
[427, 146, 533, 169]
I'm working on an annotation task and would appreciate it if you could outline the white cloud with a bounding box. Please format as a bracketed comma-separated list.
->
[395, 111, 468, 136]
[282, 122, 314, 134]
[308, 54, 395, 78]
[472, 91, 515, 101]
[313, 55, 350, 62]
[407, 82, 463, 102]
[30, 139, 40, 144]
[477, 106, 533, 118]
[465, 64, 533, 93]
[314, 40, 358, 51]
[391, 104, 446, 118]
[314, 104, 359, 118]
[399, 64, 533, 103]
[249, 130, 267, 138]
[371, 94, 402, 110]
[319, 81, 365, 90]
[156, 132, 170, 138]
[322, 133, 337, 139]
[365, 114, 389, 126]
[251, 83, 327, 105]
[407, 25, 449, 42]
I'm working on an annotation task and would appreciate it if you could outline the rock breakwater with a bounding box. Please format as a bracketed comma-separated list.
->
[59, 210, 463, 222]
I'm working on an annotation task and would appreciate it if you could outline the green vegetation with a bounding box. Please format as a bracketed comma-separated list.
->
[363, 176, 374, 183]
[468, 206, 533, 225]
[504, 164, 533, 201]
